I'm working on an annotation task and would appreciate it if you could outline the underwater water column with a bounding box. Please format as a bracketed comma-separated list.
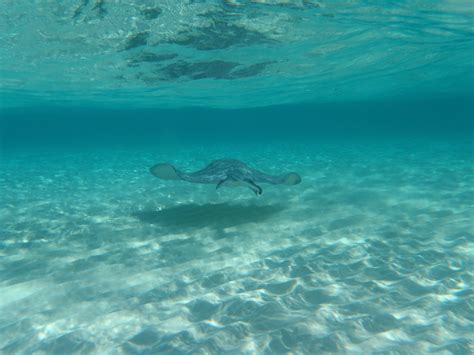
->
[0, 1, 473, 353]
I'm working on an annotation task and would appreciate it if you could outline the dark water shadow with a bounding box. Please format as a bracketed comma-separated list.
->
[133, 203, 285, 231]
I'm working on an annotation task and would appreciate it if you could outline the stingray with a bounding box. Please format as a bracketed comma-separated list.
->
[150, 159, 301, 195]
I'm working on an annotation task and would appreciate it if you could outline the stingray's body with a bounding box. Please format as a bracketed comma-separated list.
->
[150, 159, 301, 195]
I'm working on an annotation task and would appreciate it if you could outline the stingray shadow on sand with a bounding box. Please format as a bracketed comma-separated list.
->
[133, 203, 285, 232]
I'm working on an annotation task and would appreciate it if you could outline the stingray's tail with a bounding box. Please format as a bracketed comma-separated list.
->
[150, 163, 183, 180]
[278, 172, 302, 185]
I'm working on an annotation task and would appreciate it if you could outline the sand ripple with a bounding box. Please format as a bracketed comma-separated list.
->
[0, 142, 472, 353]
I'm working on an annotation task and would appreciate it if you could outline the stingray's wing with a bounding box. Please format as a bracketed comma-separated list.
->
[150, 163, 220, 184]
[150, 163, 182, 180]
[253, 170, 302, 185]
[279, 172, 302, 185]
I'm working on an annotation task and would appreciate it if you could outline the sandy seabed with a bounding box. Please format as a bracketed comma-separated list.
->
[0, 140, 472, 353]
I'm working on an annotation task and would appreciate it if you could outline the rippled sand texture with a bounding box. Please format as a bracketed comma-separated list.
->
[0, 140, 472, 353]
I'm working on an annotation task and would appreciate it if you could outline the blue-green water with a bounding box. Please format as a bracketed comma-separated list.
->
[1, 1, 473, 354]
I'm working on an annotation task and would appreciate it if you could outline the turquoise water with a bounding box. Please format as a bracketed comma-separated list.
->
[1, 1, 474, 354]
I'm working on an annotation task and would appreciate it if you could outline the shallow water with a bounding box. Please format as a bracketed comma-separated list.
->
[1, 0, 474, 353]
[1, 0, 473, 108]
[0, 134, 473, 353]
